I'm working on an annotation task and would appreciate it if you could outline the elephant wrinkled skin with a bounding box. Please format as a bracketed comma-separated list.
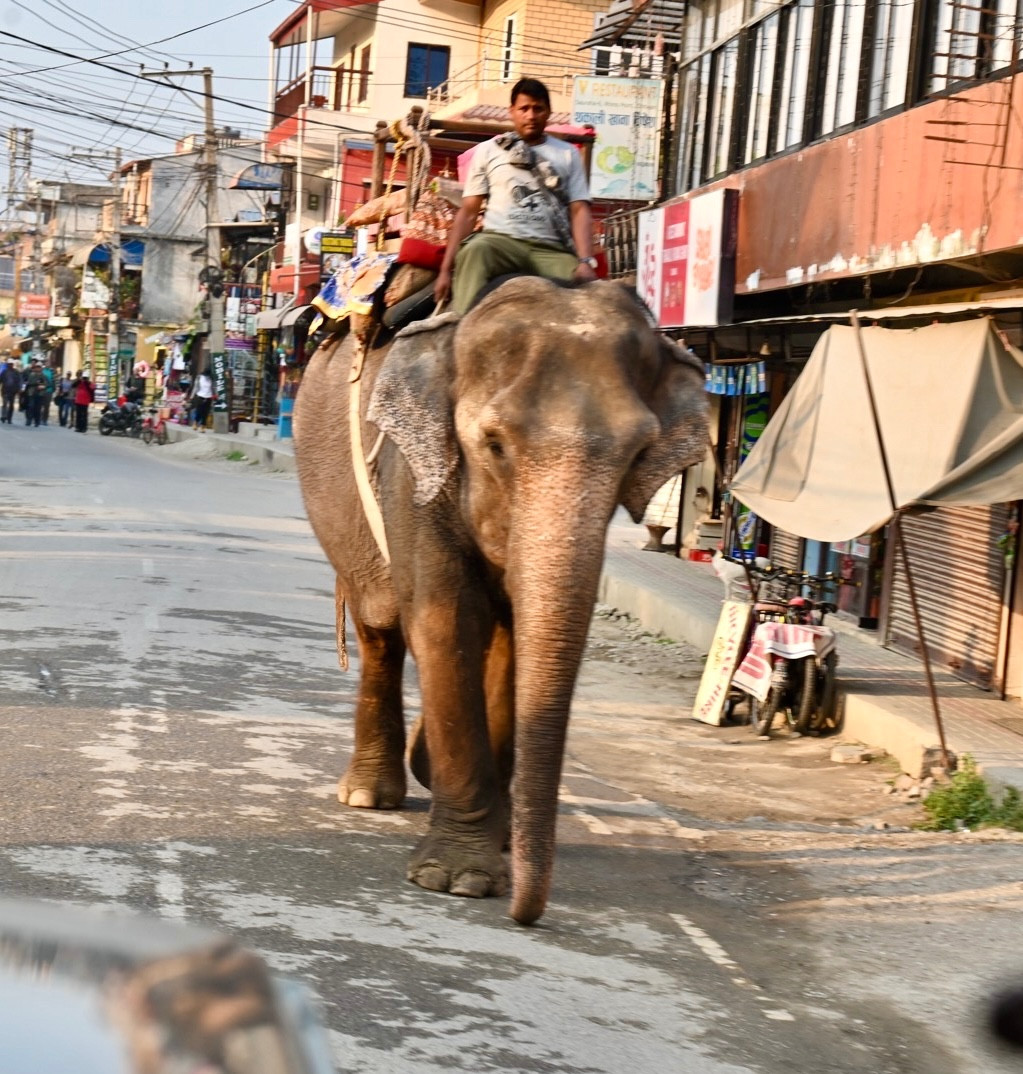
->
[294, 277, 707, 924]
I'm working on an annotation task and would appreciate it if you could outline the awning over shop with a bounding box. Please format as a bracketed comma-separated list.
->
[69, 242, 111, 267]
[255, 305, 291, 331]
[730, 318, 1023, 542]
[281, 304, 314, 327]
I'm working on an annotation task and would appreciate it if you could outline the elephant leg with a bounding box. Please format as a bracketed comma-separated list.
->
[405, 600, 508, 899]
[406, 618, 514, 838]
[337, 609, 407, 810]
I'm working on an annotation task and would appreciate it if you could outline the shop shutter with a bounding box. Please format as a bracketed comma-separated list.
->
[884, 504, 1011, 690]
[770, 528, 803, 571]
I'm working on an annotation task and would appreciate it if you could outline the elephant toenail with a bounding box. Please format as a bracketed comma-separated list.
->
[450, 870, 497, 898]
[410, 863, 450, 892]
[347, 789, 376, 808]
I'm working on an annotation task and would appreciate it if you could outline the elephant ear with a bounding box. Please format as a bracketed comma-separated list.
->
[368, 314, 460, 505]
[620, 339, 709, 523]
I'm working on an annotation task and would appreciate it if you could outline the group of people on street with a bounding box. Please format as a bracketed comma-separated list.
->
[0, 353, 95, 431]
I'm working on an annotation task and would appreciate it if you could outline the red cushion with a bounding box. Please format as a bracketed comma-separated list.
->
[398, 237, 446, 271]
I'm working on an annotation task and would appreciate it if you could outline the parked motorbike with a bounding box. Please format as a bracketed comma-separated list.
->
[99, 396, 144, 437]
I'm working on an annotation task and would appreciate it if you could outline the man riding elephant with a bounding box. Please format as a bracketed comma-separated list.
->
[433, 77, 599, 313]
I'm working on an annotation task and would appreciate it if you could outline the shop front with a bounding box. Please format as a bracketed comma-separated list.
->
[730, 308, 1023, 698]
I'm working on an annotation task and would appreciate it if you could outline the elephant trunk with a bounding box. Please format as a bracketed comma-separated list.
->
[508, 513, 609, 925]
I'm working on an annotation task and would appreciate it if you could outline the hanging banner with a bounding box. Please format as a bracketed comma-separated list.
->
[572, 77, 660, 200]
[211, 351, 228, 411]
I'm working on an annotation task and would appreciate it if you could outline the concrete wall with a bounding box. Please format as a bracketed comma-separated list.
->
[137, 145, 266, 326]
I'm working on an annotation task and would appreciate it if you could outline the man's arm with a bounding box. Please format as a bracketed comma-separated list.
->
[569, 200, 596, 281]
[434, 195, 485, 305]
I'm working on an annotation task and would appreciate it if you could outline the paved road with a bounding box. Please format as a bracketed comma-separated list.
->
[0, 422, 994, 1073]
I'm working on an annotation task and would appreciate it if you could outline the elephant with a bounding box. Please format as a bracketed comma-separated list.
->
[294, 276, 707, 925]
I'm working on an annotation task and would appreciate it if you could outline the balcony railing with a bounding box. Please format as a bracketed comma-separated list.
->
[273, 65, 372, 124]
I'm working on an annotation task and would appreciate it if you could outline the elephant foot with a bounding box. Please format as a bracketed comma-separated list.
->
[407, 833, 509, 899]
[337, 760, 406, 810]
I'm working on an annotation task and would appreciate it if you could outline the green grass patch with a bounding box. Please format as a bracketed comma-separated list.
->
[225, 449, 247, 462]
[920, 755, 1023, 832]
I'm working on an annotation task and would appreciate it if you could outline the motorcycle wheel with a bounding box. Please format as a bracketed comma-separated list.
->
[750, 687, 783, 737]
[788, 657, 818, 735]
[99, 417, 114, 436]
[156, 424, 168, 446]
[141, 426, 153, 445]
[130, 418, 143, 439]
[813, 651, 840, 733]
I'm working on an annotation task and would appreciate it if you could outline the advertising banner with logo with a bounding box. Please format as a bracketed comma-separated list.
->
[635, 189, 739, 327]
[571, 77, 660, 200]
[17, 293, 51, 320]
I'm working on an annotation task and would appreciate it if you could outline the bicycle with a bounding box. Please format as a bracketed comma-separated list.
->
[140, 407, 169, 446]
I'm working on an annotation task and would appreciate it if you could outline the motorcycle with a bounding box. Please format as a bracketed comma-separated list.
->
[98, 395, 144, 438]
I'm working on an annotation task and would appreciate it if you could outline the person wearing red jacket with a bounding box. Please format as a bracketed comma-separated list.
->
[73, 373, 95, 433]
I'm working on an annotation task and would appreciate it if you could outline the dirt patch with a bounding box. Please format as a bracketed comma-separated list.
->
[576, 606, 935, 834]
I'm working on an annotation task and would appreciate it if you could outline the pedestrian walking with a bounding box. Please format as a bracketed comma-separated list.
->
[39, 363, 55, 426]
[23, 361, 47, 427]
[0, 358, 21, 425]
[190, 368, 214, 432]
[73, 372, 94, 433]
[55, 371, 73, 427]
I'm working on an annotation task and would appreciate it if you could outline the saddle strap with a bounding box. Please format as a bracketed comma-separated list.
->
[349, 335, 391, 564]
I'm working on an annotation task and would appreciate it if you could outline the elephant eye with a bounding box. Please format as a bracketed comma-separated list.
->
[487, 438, 505, 459]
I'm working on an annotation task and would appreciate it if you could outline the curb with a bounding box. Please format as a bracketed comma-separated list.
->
[164, 423, 297, 472]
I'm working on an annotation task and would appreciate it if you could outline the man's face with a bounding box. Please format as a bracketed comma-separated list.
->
[510, 94, 551, 144]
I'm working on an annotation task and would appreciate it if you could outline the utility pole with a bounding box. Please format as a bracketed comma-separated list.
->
[71, 147, 122, 399]
[142, 66, 228, 431]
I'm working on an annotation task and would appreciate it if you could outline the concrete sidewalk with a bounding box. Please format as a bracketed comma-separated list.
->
[171, 421, 1023, 791]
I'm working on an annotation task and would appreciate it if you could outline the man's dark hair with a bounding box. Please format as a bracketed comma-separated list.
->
[510, 78, 551, 109]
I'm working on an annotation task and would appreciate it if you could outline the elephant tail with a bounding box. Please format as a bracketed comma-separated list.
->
[335, 577, 349, 672]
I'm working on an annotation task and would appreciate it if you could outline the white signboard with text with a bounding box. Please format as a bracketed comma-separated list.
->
[572, 76, 660, 200]
[636, 189, 739, 327]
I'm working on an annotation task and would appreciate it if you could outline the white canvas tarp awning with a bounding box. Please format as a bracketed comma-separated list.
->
[730, 318, 1023, 542]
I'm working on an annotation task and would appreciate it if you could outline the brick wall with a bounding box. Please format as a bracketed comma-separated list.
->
[479, 0, 603, 81]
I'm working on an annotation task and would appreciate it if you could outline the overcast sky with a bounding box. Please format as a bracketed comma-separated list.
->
[0, 1, 297, 194]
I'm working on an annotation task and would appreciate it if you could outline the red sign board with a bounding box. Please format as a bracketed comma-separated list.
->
[660, 202, 690, 327]
[17, 293, 51, 320]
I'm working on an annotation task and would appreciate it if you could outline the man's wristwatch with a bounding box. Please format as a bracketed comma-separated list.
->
[578, 256, 598, 269]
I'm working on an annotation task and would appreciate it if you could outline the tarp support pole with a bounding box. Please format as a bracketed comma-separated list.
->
[850, 311, 952, 768]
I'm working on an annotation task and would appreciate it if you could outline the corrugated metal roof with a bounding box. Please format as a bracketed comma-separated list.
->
[580, 0, 685, 50]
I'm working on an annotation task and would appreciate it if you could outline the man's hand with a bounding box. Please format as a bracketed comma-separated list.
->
[573, 260, 598, 283]
[434, 266, 453, 306]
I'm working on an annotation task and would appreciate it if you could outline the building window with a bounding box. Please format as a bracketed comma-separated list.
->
[0, 256, 14, 292]
[502, 16, 517, 82]
[815, 0, 867, 136]
[404, 43, 450, 98]
[928, 0, 1021, 92]
[866, 0, 913, 117]
[358, 45, 371, 104]
[742, 11, 780, 164]
[677, 54, 711, 191]
[706, 39, 740, 178]
[773, 0, 814, 153]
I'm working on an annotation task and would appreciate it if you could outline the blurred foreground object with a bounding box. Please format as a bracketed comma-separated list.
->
[991, 984, 1023, 1050]
[0, 899, 336, 1074]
